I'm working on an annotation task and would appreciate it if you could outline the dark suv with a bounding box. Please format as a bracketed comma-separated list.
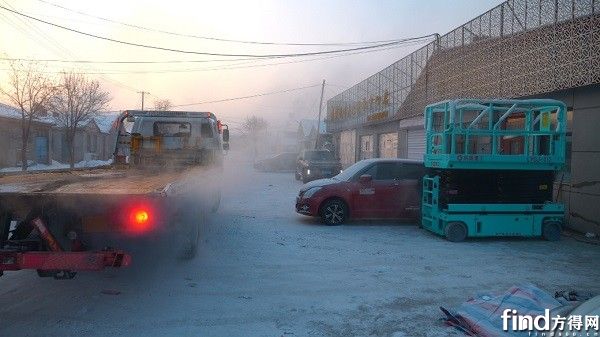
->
[295, 150, 342, 183]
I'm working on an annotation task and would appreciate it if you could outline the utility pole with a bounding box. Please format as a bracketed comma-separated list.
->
[315, 79, 326, 150]
[138, 91, 150, 110]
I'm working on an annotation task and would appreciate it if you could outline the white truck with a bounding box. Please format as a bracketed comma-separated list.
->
[0, 110, 229, 279]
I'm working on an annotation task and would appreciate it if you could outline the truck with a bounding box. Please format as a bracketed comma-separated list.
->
[0, 110, 230, 279]
[421, 99, 566, 242]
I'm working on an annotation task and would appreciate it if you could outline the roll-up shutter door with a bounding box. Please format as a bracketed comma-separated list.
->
[407, 128, 425, 161]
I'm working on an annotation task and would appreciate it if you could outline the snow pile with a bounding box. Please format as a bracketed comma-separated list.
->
[74, 159, 113, 168]
[0, 159, 112, 172]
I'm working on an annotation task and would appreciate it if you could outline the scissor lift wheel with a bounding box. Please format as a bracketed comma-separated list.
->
[445, 222, 467, 242]
[542, 220, 562, 241]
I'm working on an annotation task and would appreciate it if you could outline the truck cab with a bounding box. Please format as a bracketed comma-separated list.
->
[115, 110, 229, 169]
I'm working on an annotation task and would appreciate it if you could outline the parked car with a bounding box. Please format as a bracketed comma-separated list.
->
[254, 152, 298, 172]
[295, 158, 424, 225]
[295, 149, 342, 183]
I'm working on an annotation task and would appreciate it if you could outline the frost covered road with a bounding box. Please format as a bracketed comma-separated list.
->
[1, 155, 600, 337]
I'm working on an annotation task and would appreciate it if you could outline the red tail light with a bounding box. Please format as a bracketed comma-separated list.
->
[126, 206, 153, 234]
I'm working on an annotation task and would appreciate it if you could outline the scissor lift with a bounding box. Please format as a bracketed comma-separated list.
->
[421, 99, 567, 241]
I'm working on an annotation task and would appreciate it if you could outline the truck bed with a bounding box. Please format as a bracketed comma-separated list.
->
[0, 168, 185, 196]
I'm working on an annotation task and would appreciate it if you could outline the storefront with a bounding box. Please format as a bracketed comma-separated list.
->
[359, 135, 374, 160]
[339, 129, 356, 169]
[378, 132, 398, 158]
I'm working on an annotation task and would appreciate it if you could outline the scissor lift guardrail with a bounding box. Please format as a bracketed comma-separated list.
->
[425, 99, 566, 170]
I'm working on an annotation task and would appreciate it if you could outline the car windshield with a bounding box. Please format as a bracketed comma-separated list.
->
[332, 160, 371, 181]
[304, 150, 334, 161]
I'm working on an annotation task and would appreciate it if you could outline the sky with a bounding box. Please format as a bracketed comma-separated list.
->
[0, 0, 504, 131]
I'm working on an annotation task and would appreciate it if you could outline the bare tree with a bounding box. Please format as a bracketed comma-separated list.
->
[242, 115, 268, 157]
[50, 72, 111, 168]
[154, 99, 172, 111]
[0, 61, 54, 171]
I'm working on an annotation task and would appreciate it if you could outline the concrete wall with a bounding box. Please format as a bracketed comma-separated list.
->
[565, 85, 600, 234]
[531, 84, 600, 234]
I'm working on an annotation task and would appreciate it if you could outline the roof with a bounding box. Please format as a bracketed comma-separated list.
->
[0, 103, 120, 133]
[0, 103, 54, 125]
[124, 110, 215, 120]
[359, 158, 424, 164]
[93, 112, 121, 133]
[0, 102, 21, 119]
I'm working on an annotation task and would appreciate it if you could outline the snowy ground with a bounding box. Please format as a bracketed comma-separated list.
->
[0, 159, 112, 173]
[1, 152, 599, 337]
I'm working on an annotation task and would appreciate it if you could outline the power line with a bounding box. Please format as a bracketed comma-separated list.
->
[0, 4, 436, 58]
[34, 0, 413, 47]
[0, 1, 165, 99]
[172, 84, 321, 107]
[0, 40, 430, 75]
[0, 37, 430, 68]
[0, 56, 262, 64]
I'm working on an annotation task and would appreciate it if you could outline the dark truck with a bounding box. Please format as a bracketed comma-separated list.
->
[0, 110, 229, 279]
[295, 149, 342, 183]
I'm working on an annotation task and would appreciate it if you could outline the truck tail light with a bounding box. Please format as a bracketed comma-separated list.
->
[125, 206, 154, 234]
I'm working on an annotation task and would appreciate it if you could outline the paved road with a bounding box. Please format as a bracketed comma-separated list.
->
[1, 153, 600, 337]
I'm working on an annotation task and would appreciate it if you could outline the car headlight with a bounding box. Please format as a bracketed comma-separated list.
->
[303, 186, 322, 198]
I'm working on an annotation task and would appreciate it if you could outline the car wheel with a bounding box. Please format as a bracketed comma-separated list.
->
[542, 221, 561, 241]
[445, 222, 467, 242]
[320, 199, 348, 225]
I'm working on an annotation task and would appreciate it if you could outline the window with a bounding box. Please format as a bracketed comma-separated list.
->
[304, 150, 334, 161]
[201, 122, 214, 138]
[153, 122, 191, 136]
[374, 162, 398, 180]
[357, 163, 377, 179]
[360, 135, 374, 159]
[398, 163, 424, 180]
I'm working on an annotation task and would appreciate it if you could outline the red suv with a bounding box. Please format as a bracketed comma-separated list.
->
[295, 158, 424, 225]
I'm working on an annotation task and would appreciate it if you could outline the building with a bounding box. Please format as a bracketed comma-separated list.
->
[0, 102, 119, 168]
[51, 114, 120, 163]
[326, 0, 600, 235]
[0, 103, 55, 167]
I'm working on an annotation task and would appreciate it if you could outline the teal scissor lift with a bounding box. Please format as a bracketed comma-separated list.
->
[421, 99, 567, 241]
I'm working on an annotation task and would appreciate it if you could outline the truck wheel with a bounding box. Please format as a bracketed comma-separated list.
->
[445, 222, 467, 242]
[542, 221, 561, 241]
[320, 199, 347, 225]
[210, 191, 221, 213]
[179, 222, 199, 260]
[0, 211, 11, 246]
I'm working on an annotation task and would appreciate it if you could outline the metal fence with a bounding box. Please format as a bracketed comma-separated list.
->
[326, 0, 600, 132]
